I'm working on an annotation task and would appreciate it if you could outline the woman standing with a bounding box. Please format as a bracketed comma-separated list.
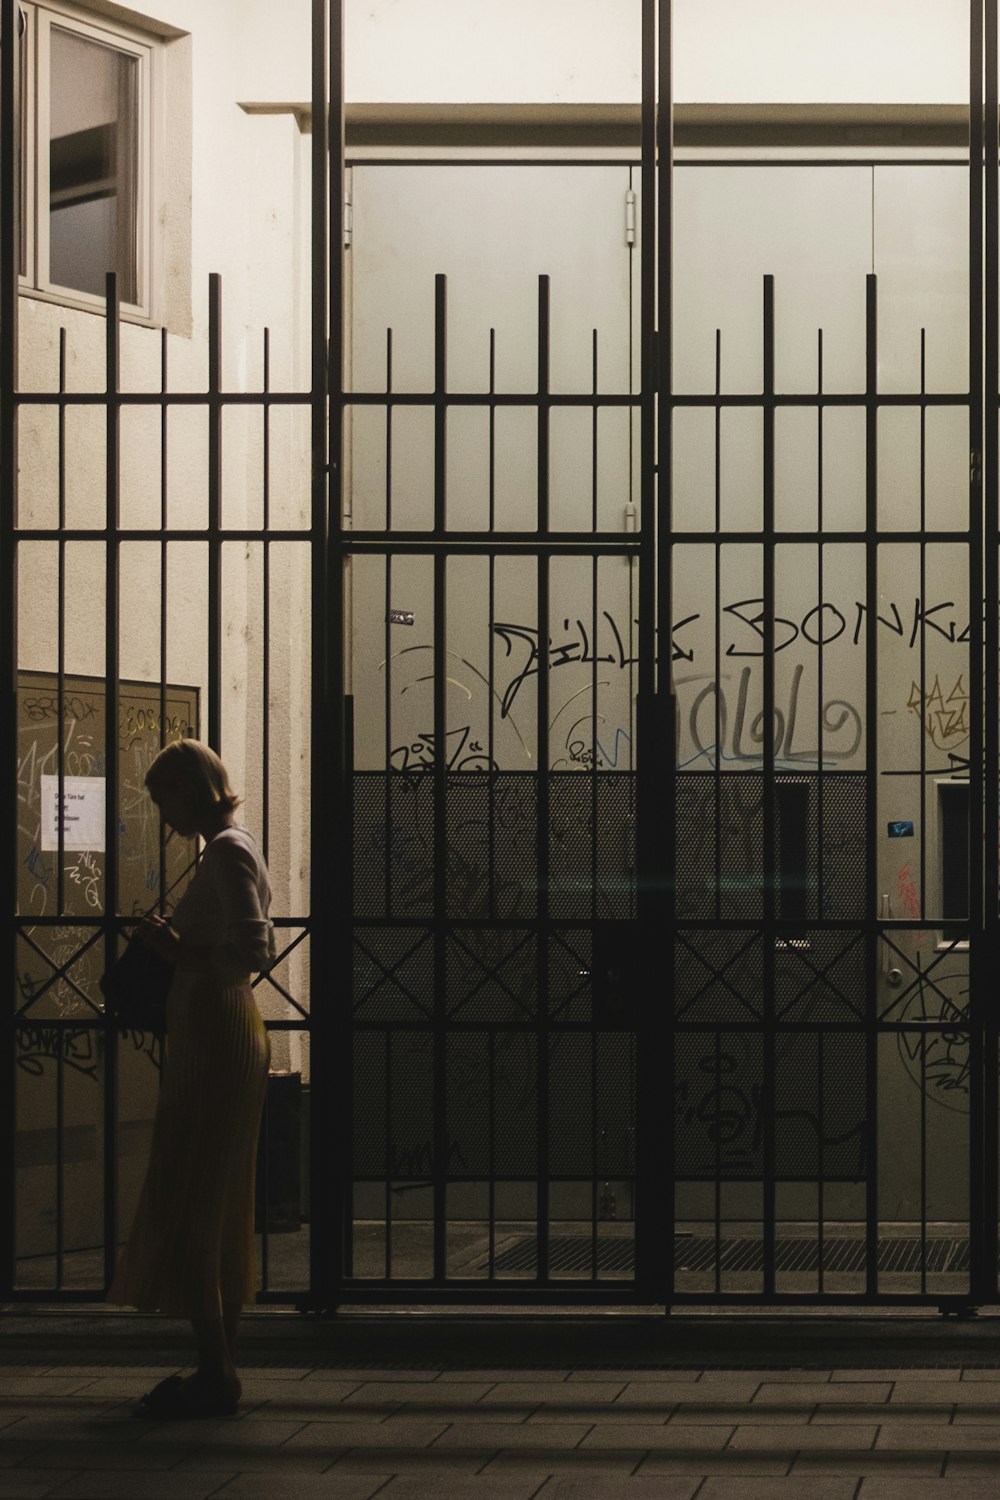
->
[108, 739, 274, 1419]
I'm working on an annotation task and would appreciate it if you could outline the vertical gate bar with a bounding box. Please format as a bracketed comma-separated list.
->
[384, 331, 392, 918]
[260, 326, 271, 1291]
[817, 332, 825, 925]
[817, 1031, 825, 1292]
[309, 0, 334, 1312]
[635, 0, 673, 1305]
[714, 331, 722, 923]
[817, 328, 825, 1290]
[102, 271, 121, 1292]
[864, 273, 879, 1298]
[55, 1032, 64, 1287]
[262, 328, 271, 867]
[536, 274, 551, 1280]
[969, 0, 986, 1301]
[762, 276, 777, 1296]
[329, 0, 349, 1310]
[385, 1030, 393, 1277]
[159, 328, 168, 919]
[0, 0, 21, 1299]
[591, 334, 599, 936]
[920, 1032, 927, 1293]
[918, 333, 927, 944]
[433, 545, 447, 1281]
[488, 1029, 496, 1277]
[431, 270, 446, 1278]
[208, 274, 222, 753]
[918, 330, 929, 1295]
[980, 0, 998, 1300]
[432, 272, 447, 1282]
[487, 331, 496, 922]
[634, 0, 657, 1300]
[591, 328, 599, 1265]
[57, 330, 66, 917]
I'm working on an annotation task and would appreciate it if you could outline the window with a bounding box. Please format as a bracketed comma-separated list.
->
[18, 2, 153, 316]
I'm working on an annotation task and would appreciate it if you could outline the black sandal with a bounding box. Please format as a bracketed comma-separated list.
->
[132, 1374, 184, 1418]
[133, 1372, 240, 1420]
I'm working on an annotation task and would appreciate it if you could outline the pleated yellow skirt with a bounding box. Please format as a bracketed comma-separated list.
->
[107, 971, 271, 1320]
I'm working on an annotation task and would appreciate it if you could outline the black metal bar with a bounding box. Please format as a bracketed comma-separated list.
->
[0, 0, 21, 1300]
[432, 563, 447, 1282]
[536, 276, 551, 1282]
[762, 276, 777, 1296]
[102, 271, 121, 1294]
[57, 330, 66, 917]
[262, 327, 271, 867]
[978, 0, 997, 1300]
[159, 329, 169, 903]
[865, 274, 880, 1298]
[207, 274, 223, 753]
[308, 0, 334, 1313]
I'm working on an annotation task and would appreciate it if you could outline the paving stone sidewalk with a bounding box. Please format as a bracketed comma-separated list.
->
[4, 1310, 1000, 1498]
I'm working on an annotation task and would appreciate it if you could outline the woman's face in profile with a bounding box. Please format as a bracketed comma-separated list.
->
[149, 777, 198, 838]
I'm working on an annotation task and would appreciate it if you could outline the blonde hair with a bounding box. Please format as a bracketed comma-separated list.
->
[145, 738, 241, 818]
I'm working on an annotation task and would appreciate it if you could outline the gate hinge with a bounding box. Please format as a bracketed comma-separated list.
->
[971, 449, 982, 486]
[625, 189, 637, 247]
[344, 185, 353, 249]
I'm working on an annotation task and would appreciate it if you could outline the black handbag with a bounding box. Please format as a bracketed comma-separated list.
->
[100, 932, 175, 1035]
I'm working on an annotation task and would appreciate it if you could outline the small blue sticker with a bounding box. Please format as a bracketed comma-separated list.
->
[888, 820, 914, 838]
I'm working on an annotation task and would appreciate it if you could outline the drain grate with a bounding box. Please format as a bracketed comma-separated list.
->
[491, 1234, 971, 1276]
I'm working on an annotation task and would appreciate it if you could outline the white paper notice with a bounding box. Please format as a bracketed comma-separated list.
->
[40, 776, 106, 852]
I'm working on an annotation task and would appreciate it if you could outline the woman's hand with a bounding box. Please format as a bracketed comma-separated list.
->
[136, 914, 181, 964]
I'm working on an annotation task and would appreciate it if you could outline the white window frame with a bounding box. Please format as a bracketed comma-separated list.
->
[18, 0, 157, 322]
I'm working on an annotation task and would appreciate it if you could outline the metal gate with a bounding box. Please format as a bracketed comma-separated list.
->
[1, 0, 998, 1312]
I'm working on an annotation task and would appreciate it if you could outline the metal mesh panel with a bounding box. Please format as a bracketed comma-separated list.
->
[675, 931, 764, 1022]
[445, 929, 537, 1021]
[353, 928, 434, 1021]
[774, 1031, 867, 1179]
[675, 1030, 765, 1179]
[446, 1031, 538, 1177]
[774, 931, 866, 1022]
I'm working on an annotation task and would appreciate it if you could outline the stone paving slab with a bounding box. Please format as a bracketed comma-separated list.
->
[859, 1483, 1000, 1499]
[478, 1451, 648, 1478]
[0, 1473, 85, 1500]
[209, 1475, 390, 1500]
[790, 1451, 945, 1475]
[9, 1443, 203, 1471]
[580, 1424, 731, 1450]
[372, 1481, 549, 1500]
[636, 1452, 794, 1475]
[0, 1385, 96, 1403]
[754, 1381, 890, 1404]
[698, 1481, 859, 1500]
[170, 1445, 346, 1474]
[876, 1423, 1000, 1449]
[38, 1472, 236, 1499]
[534, 1481, 699, 1500]
[524, 1398, 671, 1422]
[479, 1384, 625, 1407]
[0, 1444, 50, 1470]
[328, 1448, 507, 1475]
[892, 1381, 1000, 1403]
[812, 1404, 955, 1424]
[729, 1423, 878, 1449]
[283, 1418, 448, 1449]
[618, 1382, 761, 1405]
[834, 1370, 963, 1383]
[667, 1403, 811, 1424]
[343, 1382, 499, 1406]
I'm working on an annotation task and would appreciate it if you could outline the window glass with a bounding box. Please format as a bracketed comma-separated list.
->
[48, 25, 137, 302]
